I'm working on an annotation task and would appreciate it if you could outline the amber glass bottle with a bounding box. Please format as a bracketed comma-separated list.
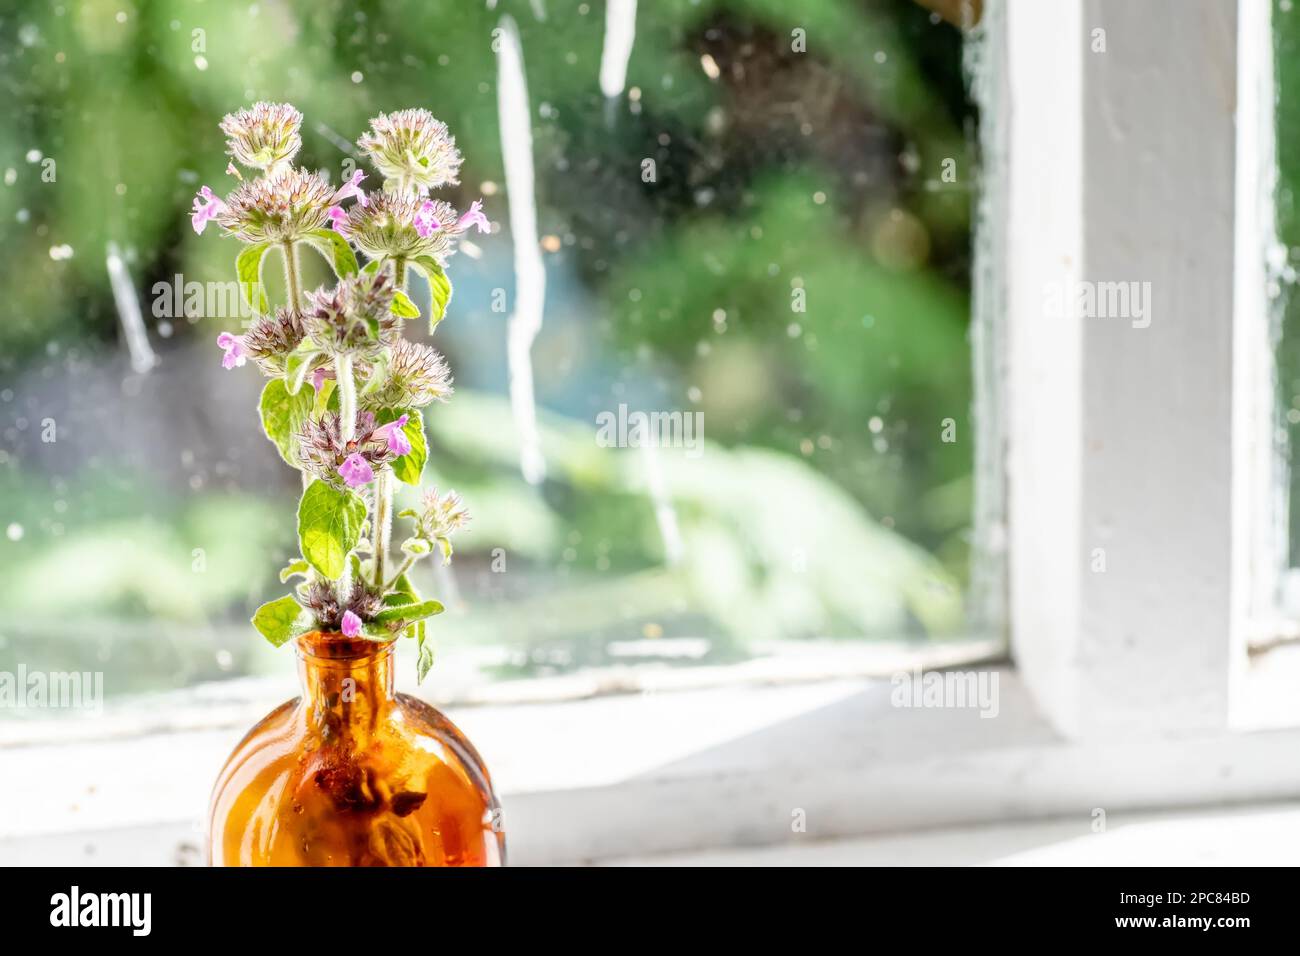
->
[208, 631, 505, 866]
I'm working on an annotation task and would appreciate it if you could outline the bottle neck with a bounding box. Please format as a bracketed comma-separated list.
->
[295, 633, 396, 736]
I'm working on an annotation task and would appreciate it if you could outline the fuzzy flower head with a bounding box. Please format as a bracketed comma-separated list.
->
[357, 109, 462, 195]
[296, 409, 397, 487]
[215, 167, 337, 243]
[362, 338, 453, 410]
[302, 578, 383, 632]
[302, 267, 400, 357]
[240, 307, 306, 375]
[417, 488, 470, 540]
[220, 102, 303, 172]
[341, 193, 466, 264]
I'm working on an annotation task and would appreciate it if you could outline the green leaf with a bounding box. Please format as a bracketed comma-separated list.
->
[359, 621, 401, 641]
[387, 570, 432, 678]
[312, 377, 336, 417]
[237, 243, 272, 313]
[413, 256, 452, 332]
[259, 379, 313, 467]
[391, 290, 420, 319]
[373, 599, 444, 627]
[297, 480, 367, 580]
[361, 257, 383, 276]
[379, 407, 427, 485]
[304, 228, 359, 278]
[416, 636, 434, 683]
[284, 340, 322, 395]
[252, 595, 306, 648]
[278, 559, 310, 583]
[359, 349, 391, 397]
[401, 536, 432, 556]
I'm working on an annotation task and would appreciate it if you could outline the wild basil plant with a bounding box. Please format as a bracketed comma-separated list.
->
[194, 103, 487, 681]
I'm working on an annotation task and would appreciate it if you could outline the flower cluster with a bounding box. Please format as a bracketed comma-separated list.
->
[220, 102, 303, 171]
[416, 488, 470, 539]
[358, 108, 462, 195]
[362, 339, 453, 409]
[217, 168, 338, 243]
[404, 488, 471, 565]
[296, 409, 409, 489]
[198, 102, 485, 679]
[303, 267, 400, 357]
[335, 192, 485, 265]
[241, 308, 307, 374]
[301, 578, 383, 632]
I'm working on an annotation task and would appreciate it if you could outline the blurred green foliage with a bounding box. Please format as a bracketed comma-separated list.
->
[1275, 0, 1300, 560]
[0, 0, 980, 689]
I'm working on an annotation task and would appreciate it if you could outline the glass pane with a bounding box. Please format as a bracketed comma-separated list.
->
[0, 0, 991, 711]
[1277, 0, 1300, 570]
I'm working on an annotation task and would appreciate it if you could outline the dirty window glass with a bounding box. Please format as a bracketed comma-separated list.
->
[0, 0, 988, 708]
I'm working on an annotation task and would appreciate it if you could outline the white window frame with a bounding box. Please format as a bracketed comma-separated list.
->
[6, 0, 1300, 866]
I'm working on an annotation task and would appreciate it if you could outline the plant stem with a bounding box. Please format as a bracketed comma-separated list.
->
[282, 240, 303, 311]
[372, 257, 409, 591]
[334, 351, 359, 605]
[385, 554, 417, 591]
[373, 473, 392, 587]
[336, 352, 357, 442]
[281, 242, 317, 587]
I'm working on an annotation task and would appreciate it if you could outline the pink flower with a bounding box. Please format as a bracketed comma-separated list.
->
[414, 200, 443, 238]
[326, 206, 350, 234]
[191, 185, 228, 235]
[458, 199, 490, 234]
[341, 610, 362, 638]
[338, 452, 374, 488]
[216, 332, 247, 369]
[333, 169, 368, 207]
[310, 366, 334, 392]
[373, 414, 411, 456]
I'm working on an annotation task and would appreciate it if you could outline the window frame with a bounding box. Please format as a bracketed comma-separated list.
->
[8, 0, 1300, 866]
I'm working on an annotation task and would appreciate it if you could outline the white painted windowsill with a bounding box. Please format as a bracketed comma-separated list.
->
[5, 660, 1300, 866]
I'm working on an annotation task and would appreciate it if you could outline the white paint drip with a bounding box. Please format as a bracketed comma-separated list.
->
[106, 242, 157, 374]
[599, 0, 638, 99]
[497, 15, 547, 485]
[640, 440, 683, 565]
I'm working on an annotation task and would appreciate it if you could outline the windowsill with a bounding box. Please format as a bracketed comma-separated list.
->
[0, 636, 1001, 747]
[600, 800, 1300, 866]
[6, 660, 1300, 865]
